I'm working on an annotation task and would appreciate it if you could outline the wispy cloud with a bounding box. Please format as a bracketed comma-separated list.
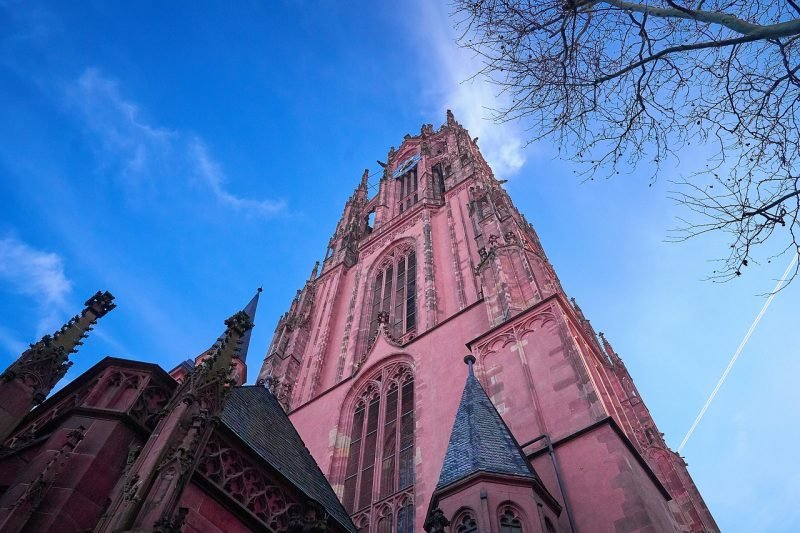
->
[0, 234, 72, 337]
[412, 2, 527, 177]
[66, 68, 286, 217]
[190, 138, 287, 217]
[68, 68, 174, 183]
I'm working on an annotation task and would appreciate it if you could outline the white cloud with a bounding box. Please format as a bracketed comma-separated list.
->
[0, 234, 72, 336]
[412, 2, 528, 177]
[67, 68, 286, 217]
[68, 68, 175, 182]
[190, 138, 287, 217]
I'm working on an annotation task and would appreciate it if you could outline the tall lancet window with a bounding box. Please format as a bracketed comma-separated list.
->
[368, 244, 417, 342]
[343, 364, 415, 531]
[397, 165, 419, 213]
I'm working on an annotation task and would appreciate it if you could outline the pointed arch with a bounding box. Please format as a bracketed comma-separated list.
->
[333, 358, 416, 528]
[498, 501, 529, 533]
[452, 507, 479, 533]
[354, 238, 418, 368]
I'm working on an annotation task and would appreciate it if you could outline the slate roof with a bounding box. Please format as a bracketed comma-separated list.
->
[221, 386, 356, 532]
[435, 363, 537, 492]
[172, 358, 194, 375]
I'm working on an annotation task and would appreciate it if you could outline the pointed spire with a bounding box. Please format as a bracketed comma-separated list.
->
[0, 291, 114, 444]
[599, 332, 623, 366]
[1, 291, 115, 404]
[570, 297, 586, 322]
[235, 288, 261, 363]
[96, 307, 254, 533]
[199, 308, 254, 381]
[360, 168, 370, 190]
[434, 355, 536, 492]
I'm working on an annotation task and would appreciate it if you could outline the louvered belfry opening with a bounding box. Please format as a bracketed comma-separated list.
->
[398, 166, 419, 213]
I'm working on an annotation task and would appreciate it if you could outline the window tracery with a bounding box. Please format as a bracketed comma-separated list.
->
[453, 509, 478, 533]
[499, 505, 524, 533]
[368, 244, 417, 343]
[198, 433, 299, 531]
[343, 363, 415, 530]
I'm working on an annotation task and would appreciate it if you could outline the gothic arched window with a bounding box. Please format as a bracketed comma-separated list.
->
[396, 497, 414, 533]
[453, 509, 478, 533]
[499, 505, 524, 533]
[343, 364, 415, 529]
[368, 245, 417, 342]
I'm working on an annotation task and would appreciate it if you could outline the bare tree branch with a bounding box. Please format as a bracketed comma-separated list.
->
[454, 0, 800, 283]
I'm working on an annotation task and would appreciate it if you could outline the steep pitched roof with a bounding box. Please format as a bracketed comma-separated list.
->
[435, 357, 536, 491]
[221, 386, 356, 532]
[169, 358, 194, 375]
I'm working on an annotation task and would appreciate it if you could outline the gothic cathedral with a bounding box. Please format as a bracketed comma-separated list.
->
[0, 112, 717, 533]
[257, 112, 718, 533]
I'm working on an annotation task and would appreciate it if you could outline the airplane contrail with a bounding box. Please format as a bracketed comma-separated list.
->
[677, 252, 799, 453]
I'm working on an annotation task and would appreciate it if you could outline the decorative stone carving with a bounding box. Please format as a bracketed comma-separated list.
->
[287, 502, 329, 533]
[265, 375, 294, 412]
[153, 507, 188, 533]
[2, 379, 95, 452]
[424, 507, 450, 532]
[198, 434, 299, 531]
[9, 425, 85, 523]
[1, 291, 115, 409]
[129, 385, 172, 430]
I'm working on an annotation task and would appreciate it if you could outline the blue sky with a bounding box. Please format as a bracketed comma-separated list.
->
[0, 2, 797, 531]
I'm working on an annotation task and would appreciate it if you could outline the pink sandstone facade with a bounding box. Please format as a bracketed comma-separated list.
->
[259, 111, 718, 532]
[0, 111, 717, 533]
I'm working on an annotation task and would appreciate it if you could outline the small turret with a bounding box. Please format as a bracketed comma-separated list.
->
[322, 171, 373, 272]
[97, 305, 254, 533]
[599, 331, 623, 367]
[0, 291, 115, 442]
[425, 355, 561, 532]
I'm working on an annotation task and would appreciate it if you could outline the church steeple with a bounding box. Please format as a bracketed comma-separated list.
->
[235, 287, 261, 363]
[0, 291, 115, 443]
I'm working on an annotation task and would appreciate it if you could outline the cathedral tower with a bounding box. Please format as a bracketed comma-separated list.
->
[258, 113, 717, 532]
